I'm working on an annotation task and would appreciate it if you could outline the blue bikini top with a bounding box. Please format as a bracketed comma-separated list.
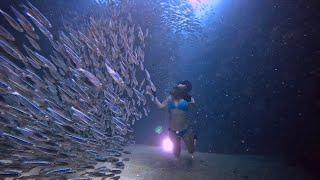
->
[168, 98, 189, 111]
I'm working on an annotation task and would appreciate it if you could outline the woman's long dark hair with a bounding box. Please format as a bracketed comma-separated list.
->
[170, 80, 192, 102]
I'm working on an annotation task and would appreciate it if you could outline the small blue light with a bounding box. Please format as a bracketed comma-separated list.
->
[155, 126, 163, 134]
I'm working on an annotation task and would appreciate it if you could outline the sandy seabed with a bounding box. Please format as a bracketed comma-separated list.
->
[119, 145, 313, 180]
[8, 144, 313, 180]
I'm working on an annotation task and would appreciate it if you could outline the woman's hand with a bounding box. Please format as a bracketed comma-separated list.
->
[155, 96, 170, 109]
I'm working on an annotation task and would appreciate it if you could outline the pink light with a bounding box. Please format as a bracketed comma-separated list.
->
[162, 136, 173, 152]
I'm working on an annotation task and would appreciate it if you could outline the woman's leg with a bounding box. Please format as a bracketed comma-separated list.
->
[183, 133, 195, 154]
[169, 131, 181, 158]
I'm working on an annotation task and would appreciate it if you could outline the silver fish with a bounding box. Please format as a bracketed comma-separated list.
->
[0, 38, 24, 60]
[77, 68, 102, 88]
[0, 9, 24, 32]
[26, 11, 53, 40]
[133, 87, 146, 105]
[45, 167, 74, 175]
[105, 61, 125, 86]
[0, 170, 21, 177]
[25, 35, 41, 51]
[1, 132, 34, 146]
[26, 1, 52, 28]
[10, 6, 35, 34]
[0, 25, 15, 41]
[22, 160, 52, 166]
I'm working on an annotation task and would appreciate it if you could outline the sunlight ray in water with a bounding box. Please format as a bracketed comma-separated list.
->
[187, 0, 221, 18]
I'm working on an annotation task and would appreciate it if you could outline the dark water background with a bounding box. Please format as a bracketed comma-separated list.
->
[1, 0, 319, 176]
[134, 0, 320, 175]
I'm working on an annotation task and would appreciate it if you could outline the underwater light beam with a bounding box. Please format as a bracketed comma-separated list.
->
[187, 0, 221, 18]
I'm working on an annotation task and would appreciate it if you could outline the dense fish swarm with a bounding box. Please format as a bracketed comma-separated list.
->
[0, 1, 156, 179]
[159, 0, 201, 35]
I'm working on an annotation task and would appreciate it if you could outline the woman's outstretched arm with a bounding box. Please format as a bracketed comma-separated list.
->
[155, 96, 170, 109]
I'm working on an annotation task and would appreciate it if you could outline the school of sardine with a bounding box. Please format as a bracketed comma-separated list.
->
[0, 1, 156, 179]
[159, 0, 202, 35]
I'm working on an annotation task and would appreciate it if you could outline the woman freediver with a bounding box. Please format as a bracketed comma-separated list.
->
[153, 80, 197, 158]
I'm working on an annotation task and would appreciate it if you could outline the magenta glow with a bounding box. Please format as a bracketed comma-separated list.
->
[162, 136, 173, 152]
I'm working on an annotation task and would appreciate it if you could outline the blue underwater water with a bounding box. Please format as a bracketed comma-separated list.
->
[0, 0, 319, 179]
